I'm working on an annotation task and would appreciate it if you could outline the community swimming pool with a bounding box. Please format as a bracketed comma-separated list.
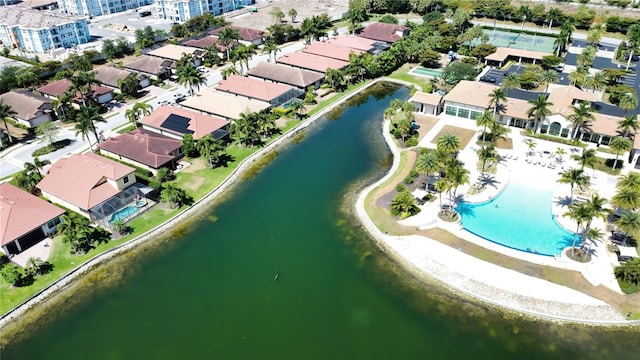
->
[457, 180, 575, 256]
[109, 206, 138, 224]
[409, 67, 442, 78]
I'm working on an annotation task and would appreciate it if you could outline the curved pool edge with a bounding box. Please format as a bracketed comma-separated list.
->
[354, 116, 636, 326]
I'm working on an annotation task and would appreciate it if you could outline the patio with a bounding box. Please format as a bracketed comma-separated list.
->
[10, 238, 52, 267]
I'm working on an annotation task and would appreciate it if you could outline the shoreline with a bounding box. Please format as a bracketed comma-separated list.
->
[355, 115, 639, 326]
[0, 79, 382, 330]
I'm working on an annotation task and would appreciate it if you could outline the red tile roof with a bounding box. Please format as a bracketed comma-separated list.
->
[302, 41, 364, 61]
[98, 129, 182, 168]
[0, 89, 52, 122]
[216, 75, 294, 102]
[183, 37, 233, 52]
[139, 106, 229, 140]
[359, 22, 408, 43]
[37, 78, 113, 100]
[209, 25, 264, 42]
[0, 182, 64, 246]
[246, 62, 324, 89]
[325, 35, 377, 52]
[276, 52, 349, 73]
[36, 153, 135, 211]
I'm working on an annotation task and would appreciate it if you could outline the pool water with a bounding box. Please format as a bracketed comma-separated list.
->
[457, 181, 575, 256]
[409, 67, 442, 78]
[109, 206, 138, 223]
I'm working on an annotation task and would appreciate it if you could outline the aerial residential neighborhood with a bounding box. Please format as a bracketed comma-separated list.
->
[1, 0, 640, 357]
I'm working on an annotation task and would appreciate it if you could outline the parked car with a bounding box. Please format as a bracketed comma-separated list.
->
[554, 63, 565, 72]
[479, 75, 497, 83]
[624, 54, 639, 61]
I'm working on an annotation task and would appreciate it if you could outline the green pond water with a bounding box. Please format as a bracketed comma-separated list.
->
[3, 83, 639, 359]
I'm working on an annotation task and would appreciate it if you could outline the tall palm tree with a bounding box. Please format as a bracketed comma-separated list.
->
[624, 24, 640, 71]
[125, 102, 152, 128]
[567, 101, 595, 139]
[619, 93, 639, 115]
[79, 104, 106, 145]
[261, 40, 280, 62]
[582, 227, 604, 257]
[617, 172, 640, 191]
[610, 136, 632, 169]
[220, 66, 240, 80]
[488, 88, 507, 116]
[501, 72, 521, 89]
[176, 65, 206, 96]
[526, 94, 552, 133]
[196, 134, 224, 168]
[477, 145, 498, 174]
[390, 191, 419, 219]
[0, 99, 16, 145]
[218, 27, 240, 62]
[582, 194, 609, 230]
[70, 71, 100, 106]
[565, 203, 591, 256]
[445, 162, 470, 217]
[612, 187, 640, 210]
[234, 44, 257, 73]
[476, 111, 495, 144]
[539, 69, 559, 93]
[568, 67, 588, 86]
[436, 133, 460, 155]
[75, 116, 95, 152]
[24, 156, 51, 176]
[558, 168, 589, 204]
[615, 209, 640, 246]
[324, 68, 346, 91]
[618, 114, 640, 138]
[289, 100, 306, 119]
[416, 151, 440, 179]
[571, 148, 598, 171]
[583, 72, 607, 93]
[524, 138, 537, 156]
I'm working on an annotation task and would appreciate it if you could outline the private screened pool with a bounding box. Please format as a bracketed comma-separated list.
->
[457, 181, 575, 256]
[109, 206, 138, 224]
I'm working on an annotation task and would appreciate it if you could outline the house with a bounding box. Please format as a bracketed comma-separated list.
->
[246, 62, 324, 90]
[182, 36, 233, 54]
[0, 182, 64, 256]
[543, 85, 602, 139]
[181, 88, 270, 120]
[209, 25, 265, 46]
[139, 105, 230, 140]
[302, 41, 364, 62]
[94, 66, 151, 90]
[156, 0, 252, 22]
[0, 90, 53, 128]
[37, 153, 138, 221]
[409, 91, 443, 115]
[442, 80, 498, 120]
[484, 47, 550, 67]
[98, 129, 183, 175]
[325, 34, 378, 53]
[215, 75, 302, 106]
[358, 22, 408, 44]
[276, 52, 349, 73]
[147, 44, 203, 67]
[123, 55, 173, 80]
[37, 78, 115, 104]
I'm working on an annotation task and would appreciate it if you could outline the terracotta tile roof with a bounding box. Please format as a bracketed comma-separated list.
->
[139, 105, 229, 140]
[209, 25, 265, 42]
[94, 66, 137, 88]
[37, 153, 135, 210]
[443, 80, 499, 109]
[0, 89, 52, 122]
[183, 37, 233, 52]
[0, 182, 64, 246]
[501, 97, 532, 120]
[409, 91, 442, 106]
[547, 85, 601, 117]
[358, 22, 408, 43]
[276, 52, 349, 73]
[216, 75, 294, 102]
[37, 78, 113, 99]
[180, 88, 270, 120]
[585, 112, 624, 137]
[302, 41, 364, 62]
[485, 47, 550, 62]
[247, 62, 324, 88]
[325, 35, 377, 52]
[124, 55, 173, 75]
[97, 129, 182, 168]
[148, 44, 202, 62]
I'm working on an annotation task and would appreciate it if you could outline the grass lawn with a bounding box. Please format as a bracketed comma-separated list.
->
[430, 125, 477, 149]
[308, 80, 372, 117]
[414, 114, 440, 142]
[594, 156, 622, 176]
[387, 63, 434, 92]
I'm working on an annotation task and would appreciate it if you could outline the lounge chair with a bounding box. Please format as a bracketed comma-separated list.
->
[512, 155, 518, 161]
[540, 161, 547, 167]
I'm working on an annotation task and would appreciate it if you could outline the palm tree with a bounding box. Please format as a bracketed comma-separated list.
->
[501, 72, 521, 89]
[568, 68, 588, 87]
[558, 168, 589, 203]
[79, 104, 106, 145]
[288, 8, 298, 23]
[618, 114, 640, 138]
[526, 94, 552, 133]
[57, 213, 93, 253]
[488, 88, 507, 116]
[176, 65, 206, 95]
[583, 72, 607, 93]
[197, 134, 224, 168]
[234, 44, 257, 73]
[619, 93, 639, 115]
[436, 133, 460, 155]
[524, 139, 537, 156]
[617, 172, 640, 191]
[125, 102, 152, 128]
[445, 162, 470, 217]
[582, 227, 604, 257]
[70, 71, 100, 106]
[15, 169, 42, 194]
[539, 69, 559, 93]
[289, 99, 306, 119]
[555, 29, 570, 56]
[489, 120, 508, 144]
[476, 111, 494, 144]
[50, 93, 71, 121]
[615, 209, 640, 246]
[220, 66, 240, 80]
[624, 24, 640, 71]
[615, 258, 640, 284]
[435, 178, 450, 210]
[24, 156, 51, 177]
[610, 137, 632, 169]
[582, 194, 609, 230]
[567, 101, 595, 138]
[261, 40, 280, 62]
[390, 191, 419, 219]
[565, 203, 591, 256]
[547, 7, 563, 30]
[75, 116, 95, 152]
[571, 148, 598, 171]
[160, 183, 187, 208]
[0, 100, 16, 145]
[477, 145, 498, 174]
[325, 68, 346, 91]
[555, 147, 566, 162]
[416, 151, 440, 179]
[612, 187, 640, 210]
[218, 27, 240, 62]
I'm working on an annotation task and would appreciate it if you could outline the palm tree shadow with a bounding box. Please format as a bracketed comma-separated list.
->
[216, 153, 235, 168]
[554, 195, 573, 208]
[478, 174, 499, 189]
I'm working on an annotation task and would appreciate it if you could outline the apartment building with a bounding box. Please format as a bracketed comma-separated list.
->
[58, 0, 152, 17]
[156, 0, 254, 22]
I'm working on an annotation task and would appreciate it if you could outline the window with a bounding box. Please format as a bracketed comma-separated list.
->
[457, 108, 469, 119]
[549, 122, 561, 136]
[560, 128, 570, 138]
[123, 175, 130, 184]
[540, 124, 549, 134]
[470, 111, 482, 120]
[47, 217, 61, 229]
[445, 106, 456, 116]
[601, 136, 612, 146]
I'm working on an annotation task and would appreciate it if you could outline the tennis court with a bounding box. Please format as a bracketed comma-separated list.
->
[409, 67, 442, 78]
[470, 29, 556, 54]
